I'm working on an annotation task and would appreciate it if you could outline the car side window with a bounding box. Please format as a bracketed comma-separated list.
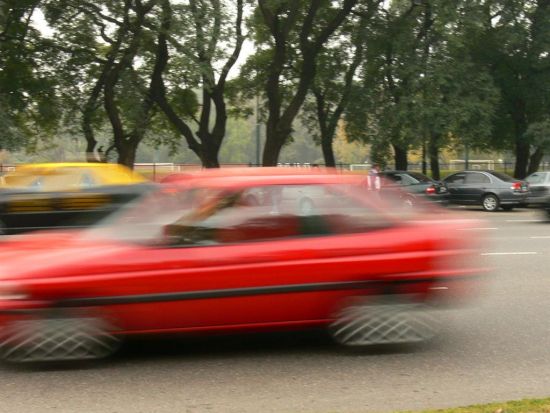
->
[163, 184, 393, 246]
[465, 173, 491, 184]
[445, 173, 465, 184]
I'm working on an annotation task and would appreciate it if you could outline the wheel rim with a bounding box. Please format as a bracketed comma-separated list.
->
[483, 196, 497, 211]
[403, 198, 414, 208]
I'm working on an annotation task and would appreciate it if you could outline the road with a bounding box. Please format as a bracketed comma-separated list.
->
[2, 207, 550, 413]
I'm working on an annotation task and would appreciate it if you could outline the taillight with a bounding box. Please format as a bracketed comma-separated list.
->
[511, 182, 521, 191]
[425, 186, 436, 195]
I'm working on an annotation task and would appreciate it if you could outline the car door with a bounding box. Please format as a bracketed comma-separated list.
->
[91, 183, 438, 333]
[462, 172, 492, 203]
[444, 173, 467, 203]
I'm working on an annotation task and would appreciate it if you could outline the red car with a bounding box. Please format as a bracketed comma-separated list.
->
[0, 168, 484, 363]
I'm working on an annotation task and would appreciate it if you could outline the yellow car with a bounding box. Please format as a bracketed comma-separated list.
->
[1, 162, 147, 190]
[0, 163, 155, 234]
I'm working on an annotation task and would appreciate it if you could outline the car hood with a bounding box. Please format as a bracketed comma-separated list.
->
[0, 231, 142, 282]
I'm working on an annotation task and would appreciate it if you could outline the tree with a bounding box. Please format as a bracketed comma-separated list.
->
[250, 0, 359, 166]
[0, 0, 61, 151]
[346, 0, 428, 170]
[469, 0, 550, 178]
[347, 0, 498, 177]
[42, 0, 168, 167]
[302, 1, 381, 167]
[151, 0, 246, 168]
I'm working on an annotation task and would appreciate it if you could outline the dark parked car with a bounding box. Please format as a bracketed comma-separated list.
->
[525, 171, 550, 205]
[443, 170, 528, 211]
[525, 171, 550, 219]
[378, 171, 449, 207]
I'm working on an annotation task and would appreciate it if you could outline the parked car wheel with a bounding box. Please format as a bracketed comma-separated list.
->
[482, 194, 500, 212]
[329, 297, 439, 347]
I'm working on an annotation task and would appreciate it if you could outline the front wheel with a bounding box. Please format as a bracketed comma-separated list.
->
[0, 314, 120, 363]
[482, 194, 500, 212]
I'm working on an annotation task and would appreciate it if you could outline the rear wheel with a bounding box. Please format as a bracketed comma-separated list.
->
[329, 296, 439, 347]
[482, 194, 500, 212]
[0, 314, 120, 363]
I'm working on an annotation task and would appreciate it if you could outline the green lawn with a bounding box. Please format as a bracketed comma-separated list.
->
[397, 398, 550, 413]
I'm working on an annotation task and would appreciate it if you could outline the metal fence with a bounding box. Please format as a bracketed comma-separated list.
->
[2, 160, 549, 181]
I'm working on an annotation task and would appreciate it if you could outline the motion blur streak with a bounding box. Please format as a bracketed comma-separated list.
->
[0, 168, 486, 364]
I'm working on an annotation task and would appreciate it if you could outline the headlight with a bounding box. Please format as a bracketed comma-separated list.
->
[0, 283, 28, 301]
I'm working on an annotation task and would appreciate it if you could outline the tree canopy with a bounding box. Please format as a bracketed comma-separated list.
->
[0, 0, 549, 176]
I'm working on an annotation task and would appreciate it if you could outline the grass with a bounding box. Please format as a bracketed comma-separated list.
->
[396, 398, 550, 413]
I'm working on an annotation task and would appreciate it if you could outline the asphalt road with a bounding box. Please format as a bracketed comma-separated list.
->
[2, 207, 550, 413]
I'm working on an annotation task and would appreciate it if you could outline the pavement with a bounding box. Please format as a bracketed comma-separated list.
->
[2, 207, 550, 413]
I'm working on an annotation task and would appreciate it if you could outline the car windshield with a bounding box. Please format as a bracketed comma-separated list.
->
[82, 187, 199, 245]
[488, 171, 515, 182]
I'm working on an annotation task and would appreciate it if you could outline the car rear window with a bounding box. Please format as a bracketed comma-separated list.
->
[487, 171, 515, 182]
[526, 173, 547, 184]
[406, 172, 432, 183]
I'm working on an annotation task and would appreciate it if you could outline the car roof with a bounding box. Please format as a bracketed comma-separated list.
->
[166, 167, 363, 189]
[4, 162, 147, 186]
[380, 170, 427, 174]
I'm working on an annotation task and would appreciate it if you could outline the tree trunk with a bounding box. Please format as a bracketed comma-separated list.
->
[527, 146, 544, 175]
[201, 144, 221, 168]
[262, 128, 286, 166]
[321, 133, 336, 167]
[117, 141, 138, 169]
[429, 134, 440, 180]
[514, 139, 530, 179]
[421, 139, 427, 175]
[392, 144, 408, 170]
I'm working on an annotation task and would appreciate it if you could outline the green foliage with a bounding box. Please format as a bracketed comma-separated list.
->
[1, 0, 549, 172]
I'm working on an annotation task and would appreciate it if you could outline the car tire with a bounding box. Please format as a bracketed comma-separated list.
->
[329, 296, 439, 348]
[0, 313, 120, 363]
[482, 194, 500, 212]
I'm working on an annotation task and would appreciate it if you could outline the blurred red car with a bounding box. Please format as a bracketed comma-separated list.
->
[0, 168, 484, 363]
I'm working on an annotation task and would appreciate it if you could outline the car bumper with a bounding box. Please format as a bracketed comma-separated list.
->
[500, 192, 529, 205]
